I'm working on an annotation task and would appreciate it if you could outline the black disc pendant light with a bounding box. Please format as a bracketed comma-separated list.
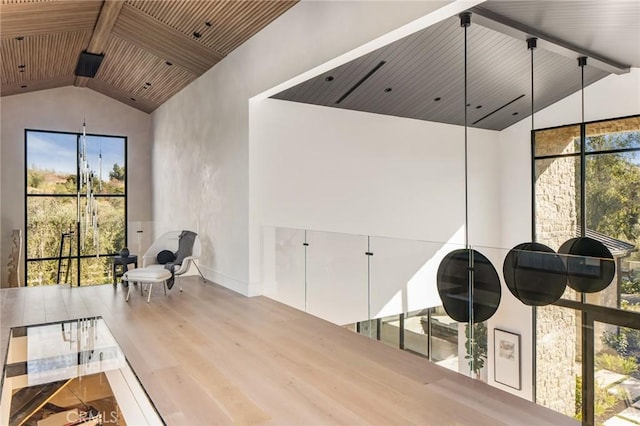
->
[559, 237, 615, 293]
[503, 242, 566, 306]
[436, 12, 501, 324]
[502, 38, 567, 306]
[557, 57, 615, 294]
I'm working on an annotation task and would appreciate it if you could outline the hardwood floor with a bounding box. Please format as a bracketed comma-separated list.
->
[1, 279, 577, 425]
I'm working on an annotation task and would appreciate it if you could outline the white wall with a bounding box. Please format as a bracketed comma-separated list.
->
[0, 86, 152, 287]
[491, 68, 640, 400]
[151, 0, 465, 295]
[251, 98, 501, 323]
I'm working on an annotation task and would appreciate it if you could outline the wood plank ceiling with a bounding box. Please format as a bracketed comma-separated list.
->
[0, 0, 298, 113]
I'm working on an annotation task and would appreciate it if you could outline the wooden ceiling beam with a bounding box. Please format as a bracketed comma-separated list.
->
[112, 4, 222, 76]
[75, 0, 124, 88]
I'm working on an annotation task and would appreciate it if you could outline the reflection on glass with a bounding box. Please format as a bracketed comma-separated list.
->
[1, 317, 162, 425]
[536, 305, 580, 418]
[593, 322, 640, 425]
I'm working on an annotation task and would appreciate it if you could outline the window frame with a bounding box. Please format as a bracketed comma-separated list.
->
[24, 128, 128, 287]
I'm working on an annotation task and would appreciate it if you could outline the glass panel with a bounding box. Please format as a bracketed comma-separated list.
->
[430, 306, 459, 371]
[403, 309, 430, 357]
[357, 318, 378, 339]
[585, 150, 640, 309]
[535, 155, 582, 251]
[594, 322, 640, 425]
[535, 155, 582, 301]
[379, 315, 400, 348]
[26, 259, 77, 286]
[536, 305, 580, 418]
[81, 256, 115, 286]
[369, 236, 460, 319]
[266, 227, 306, 311]
[26, 197, 77, 260]
[621, 261, 640, 313]
[26, 131, 77, 195]
[80, 197, 125, 256]
[534, 125, 581, 157]
[586, 117, 640, 152]
[305, 230, 368, 326]
[85, 135, 126, 195]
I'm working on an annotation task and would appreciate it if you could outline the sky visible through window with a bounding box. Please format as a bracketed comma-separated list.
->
[27, 131, 124, 177]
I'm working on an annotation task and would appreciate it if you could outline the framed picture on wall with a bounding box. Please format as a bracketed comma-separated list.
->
[494, 328, 521, 390]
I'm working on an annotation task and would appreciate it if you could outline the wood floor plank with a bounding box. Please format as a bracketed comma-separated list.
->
[0, 280, 578, 425]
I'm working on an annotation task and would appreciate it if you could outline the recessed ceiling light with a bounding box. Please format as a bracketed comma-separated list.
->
[193, 31, 201, 38]
[20, 85, 27, 88]
[15, 36, 24, 41]
[476, 105, 482, 109]
[325, 76, 334, 82]
[434, 97, 441, 102]
[166, 61, 173, 66]
[384, 87, 392, 93]
[512, 112, 519, 116]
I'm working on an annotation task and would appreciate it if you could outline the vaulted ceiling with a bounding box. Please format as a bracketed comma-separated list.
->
[0, 0, 297, 113]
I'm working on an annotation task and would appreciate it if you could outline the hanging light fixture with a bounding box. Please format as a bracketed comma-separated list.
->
[502, 38, 567, 307]
[557, 57, 615, 293]
[436, 12, 501, 324]
[77, 104, 100, 256]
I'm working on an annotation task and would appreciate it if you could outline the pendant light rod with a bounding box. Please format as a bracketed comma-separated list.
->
[527, 38, 537, 129]
[579, 56, 587, 123]
[528, 37, 537, 242]
[579, 56, 587, 237]
[460, 11, 471, 248]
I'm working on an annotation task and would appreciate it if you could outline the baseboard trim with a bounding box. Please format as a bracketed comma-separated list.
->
[199, 265, 249, 296]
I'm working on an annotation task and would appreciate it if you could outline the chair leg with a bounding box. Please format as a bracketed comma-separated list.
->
[179, 275, 183, 292]
[126, 285, 131, 302]
[193, 263, 206, 282]
[147, 283, 152, 303]
[163, 280, 167, 296]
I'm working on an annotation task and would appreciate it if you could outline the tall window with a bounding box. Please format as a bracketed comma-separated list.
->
[25, 130, 127, 286]
[533, 115, 640, 425]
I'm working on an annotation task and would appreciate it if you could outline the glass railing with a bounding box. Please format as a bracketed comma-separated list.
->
[261, 225, 638, 416]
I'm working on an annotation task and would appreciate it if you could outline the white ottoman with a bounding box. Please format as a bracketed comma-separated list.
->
[123, 268, 172, 303]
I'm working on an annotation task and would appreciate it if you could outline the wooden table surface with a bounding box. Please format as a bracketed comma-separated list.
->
[0, 279, 578, 425]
